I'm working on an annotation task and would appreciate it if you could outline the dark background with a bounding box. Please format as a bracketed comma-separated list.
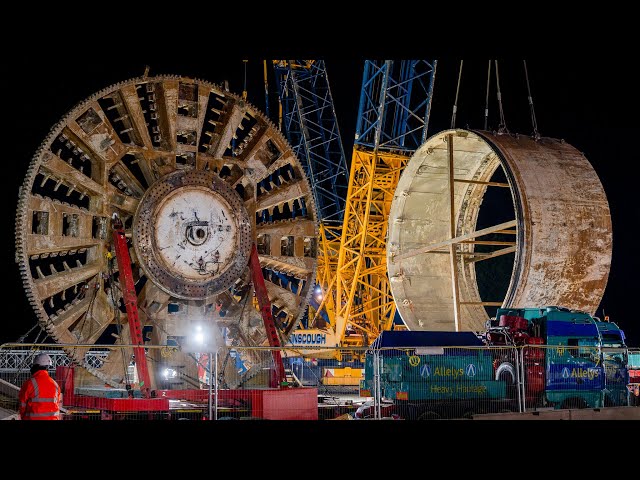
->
[2, 52, 638, 347]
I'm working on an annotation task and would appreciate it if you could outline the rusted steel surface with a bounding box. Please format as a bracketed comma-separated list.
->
[15, 76, 317, 388]
[387, 129, 611, 332]
[133, 169, 252, 300]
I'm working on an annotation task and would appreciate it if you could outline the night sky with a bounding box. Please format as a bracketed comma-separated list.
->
[3, 53, 638, 347]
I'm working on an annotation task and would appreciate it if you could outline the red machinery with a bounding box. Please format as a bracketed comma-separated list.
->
[111, 213, 287, 395]
[111, 214, 286, 394]
[59, 216, 296, 418]
[248, 243, 286, 388]
[111, 214, 152, 398]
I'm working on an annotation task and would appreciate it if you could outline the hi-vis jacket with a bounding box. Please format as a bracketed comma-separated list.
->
[18, 370, 62, 420]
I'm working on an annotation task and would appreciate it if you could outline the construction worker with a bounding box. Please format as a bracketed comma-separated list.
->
[18, 353, 63, 420]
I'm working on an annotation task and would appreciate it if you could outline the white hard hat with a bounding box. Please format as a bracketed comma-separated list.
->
[33, 353, 52, 367]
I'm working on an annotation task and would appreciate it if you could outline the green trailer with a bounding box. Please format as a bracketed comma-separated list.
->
[362, 331, 514, 419]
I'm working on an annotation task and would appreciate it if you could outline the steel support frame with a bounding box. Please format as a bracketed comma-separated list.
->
[273, 60, 349, 334]
[112, 226, 152, 398]
[355, 60, 436, 152]
[332, 60, 437, 346]
[248, 244, 286, 388]
[274, 60, 349, 225]
[313, 223, 341, 327]
[335, 149, 407, 344]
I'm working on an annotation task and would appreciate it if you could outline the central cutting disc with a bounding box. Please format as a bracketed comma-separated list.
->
[133, 169, 252, 300]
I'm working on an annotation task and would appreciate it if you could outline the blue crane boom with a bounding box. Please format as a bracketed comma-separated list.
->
[273, 60, 349, 224]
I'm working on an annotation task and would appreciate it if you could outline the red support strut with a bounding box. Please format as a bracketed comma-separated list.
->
[111, 216, 152, 398]
[248, 244, 286, 388]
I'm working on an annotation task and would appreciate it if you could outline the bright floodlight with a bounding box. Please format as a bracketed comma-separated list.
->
[163, 368, 177, 378]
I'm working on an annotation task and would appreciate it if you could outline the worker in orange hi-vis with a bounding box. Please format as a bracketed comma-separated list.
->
[18, 353, 63, 420]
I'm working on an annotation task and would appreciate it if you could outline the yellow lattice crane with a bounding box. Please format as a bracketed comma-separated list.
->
[272, 60, 437, 357]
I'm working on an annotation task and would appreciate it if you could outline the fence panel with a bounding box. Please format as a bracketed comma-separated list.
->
[602, 345, 630, 407]
[0, 343, 209, 420]
[521, 344, 632, 411]
[1, 343, 372, 421]
[5, 342, 634, 420]
[214, 346, 369, 420]
[628, 349, 640, 406]
[0, 344, 113, 419]
[373, 346, 520, 419]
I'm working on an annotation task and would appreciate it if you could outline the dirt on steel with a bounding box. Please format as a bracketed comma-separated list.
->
[387, 129, 611, 332]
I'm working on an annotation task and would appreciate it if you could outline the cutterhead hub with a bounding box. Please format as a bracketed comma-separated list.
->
[133, 169, 251, 300]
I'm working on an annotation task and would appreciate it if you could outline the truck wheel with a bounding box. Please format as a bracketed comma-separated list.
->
[496, 362, 517, 399]
[460, 409, 476, 419]
[417, 411, 441, 420]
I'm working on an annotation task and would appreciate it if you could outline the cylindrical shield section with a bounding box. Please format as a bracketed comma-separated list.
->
[387, 129, 611, 332]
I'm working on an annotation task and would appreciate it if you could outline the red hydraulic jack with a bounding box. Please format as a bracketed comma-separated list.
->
[248, 244, 286, 388]
[111, 215, 152, 398]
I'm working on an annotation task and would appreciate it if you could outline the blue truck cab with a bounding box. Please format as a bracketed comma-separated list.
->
[494, 306, 628, 408]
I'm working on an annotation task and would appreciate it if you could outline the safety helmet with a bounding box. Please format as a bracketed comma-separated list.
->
[33, 353, 53, 367]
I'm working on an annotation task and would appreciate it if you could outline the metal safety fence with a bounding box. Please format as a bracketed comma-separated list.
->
[629, 349, 640, 407]
[519, 345, 632, 411]
[366, 344, 639, 418]
[0, 343, 370, 420]
[1, 343, 638, 420]
[367, 346, 521, 419]
[212, 346, 369, 420]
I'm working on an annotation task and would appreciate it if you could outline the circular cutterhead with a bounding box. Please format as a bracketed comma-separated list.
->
[15, 74, 318, 388]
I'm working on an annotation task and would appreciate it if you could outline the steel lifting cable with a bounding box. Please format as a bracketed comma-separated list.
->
[523, 60, 540, 139]
[451, 60, 464, 129]
[220, 289, 253, 389]
[74, 281, 99, 342]
[14, 323, 40, 344]
[139, 305, 173, 351]
[484, 60, 492, 130]
[494, 60, 509, 134]
[33, 327, 45, 346]
[263, 60, 271, 119]
[11, 325, 49, 385]
[242, 59, 248, 101]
